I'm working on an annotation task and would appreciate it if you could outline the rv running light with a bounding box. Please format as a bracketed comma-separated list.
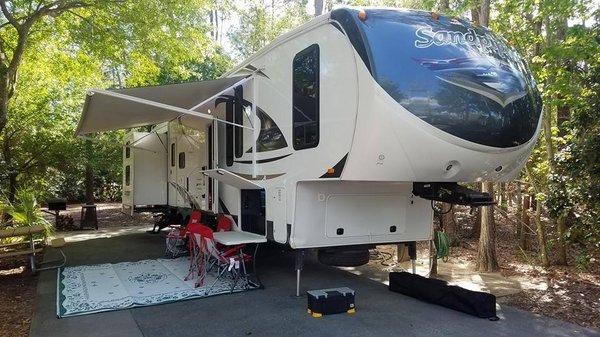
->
[431, 12, 440, 20]
[357, 9, 367, 21]
[327, 168, 335, 174]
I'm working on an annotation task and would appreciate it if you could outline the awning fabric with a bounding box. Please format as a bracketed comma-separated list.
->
[202, 169, 263, 190]
[75, 76, 248, 136]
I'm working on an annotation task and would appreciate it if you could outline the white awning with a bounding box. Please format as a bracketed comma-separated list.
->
[202, 169, 263, 190]
[75, 76, 249, 136]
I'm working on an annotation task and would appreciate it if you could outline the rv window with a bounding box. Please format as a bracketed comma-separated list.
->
[171, 143, 175, 167]
[125, 142, 130, 158]
[179, 152, 185, 169]
[125, 165, 131, 186]
[292, 44, 320, 150]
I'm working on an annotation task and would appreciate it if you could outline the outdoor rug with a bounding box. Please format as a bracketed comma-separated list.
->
[57, 257, 257, 317]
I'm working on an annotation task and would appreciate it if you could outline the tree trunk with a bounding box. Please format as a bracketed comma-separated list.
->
[0, 73, 9, 133]
[534, 199, 549, 267]
[471, 183, 482, 238]
[471, 8, 480, 24]
[507, 182, 513, 207]
[441, 203, 457, 245]
[515, 183, 524, 249]
[314, 0, 323, 16]
[479, 0, 490, 26]
[556, 215, 568, 265]
[439, 0, 449, 11]
[477, 182, 499, 272]
[520, 188, 530, 250]
[500, 182, 507, 209]
[7, 173, 17, 202]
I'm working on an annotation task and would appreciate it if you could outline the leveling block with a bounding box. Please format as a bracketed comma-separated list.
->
[307, 287, 356, 318]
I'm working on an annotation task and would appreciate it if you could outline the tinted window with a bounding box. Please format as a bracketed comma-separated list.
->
[357, 9, 542, 148]
[125, 165, 131, 186]
[178, 152, 185, 169]
[234, 86, 244, 158]
[125, 142, 130, 158]
[225, 100, 234, 166]
[293, 44, 320, 150]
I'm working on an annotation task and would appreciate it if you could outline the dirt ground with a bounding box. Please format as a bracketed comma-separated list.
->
[1, 202, 599, 336]
[0, 257, 38, 337]
[438, 206, 600, 329]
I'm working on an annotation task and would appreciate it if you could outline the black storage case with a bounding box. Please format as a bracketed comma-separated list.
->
[389, 272, 498, 320]
[307, 287, 355, 317]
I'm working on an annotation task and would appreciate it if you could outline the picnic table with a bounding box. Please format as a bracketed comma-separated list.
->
[0, 225, 45, 272]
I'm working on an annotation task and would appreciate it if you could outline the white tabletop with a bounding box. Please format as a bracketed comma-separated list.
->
[213, 231, 267, 245]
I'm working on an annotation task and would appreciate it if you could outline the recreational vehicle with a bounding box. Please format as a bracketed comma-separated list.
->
[75, 7, 543, 291]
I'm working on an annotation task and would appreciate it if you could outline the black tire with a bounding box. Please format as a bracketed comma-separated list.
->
[318, 248, 370, 267]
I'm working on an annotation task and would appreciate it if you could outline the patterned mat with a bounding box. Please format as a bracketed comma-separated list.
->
[57, 257, 256, 317]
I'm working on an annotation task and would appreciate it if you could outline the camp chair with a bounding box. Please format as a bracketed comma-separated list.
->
[216, 214, 232, 232]
[190, 225, 250, 293]
[164, 210, 203, 258]
[37, 238, 66, 271]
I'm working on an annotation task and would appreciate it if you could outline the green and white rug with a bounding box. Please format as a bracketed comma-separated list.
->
[57, 257, 256, 317]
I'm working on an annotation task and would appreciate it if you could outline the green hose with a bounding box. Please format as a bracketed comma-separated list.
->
[434, 231, 450, 260]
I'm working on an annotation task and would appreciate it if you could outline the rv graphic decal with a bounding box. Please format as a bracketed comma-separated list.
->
[414, 26, 518, 63]
[216, 94, 288, 153]
[413, 57, 527, 107]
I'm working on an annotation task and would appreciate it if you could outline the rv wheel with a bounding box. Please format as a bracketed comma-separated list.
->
[318, 248, 370, 267]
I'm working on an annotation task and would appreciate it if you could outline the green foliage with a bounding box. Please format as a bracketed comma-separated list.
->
[554, 48, 600, 248]
[0, 0, 231, 204]
[228, 0, 311, 60]
[0, 189, 53, 236]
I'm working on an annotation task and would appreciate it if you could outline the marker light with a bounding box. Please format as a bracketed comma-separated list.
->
[327, 168, 335, 174]
[358, 10, 367, 21]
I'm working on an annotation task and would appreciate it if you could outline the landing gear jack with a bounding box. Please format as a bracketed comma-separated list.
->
[408, 241, 417, 274]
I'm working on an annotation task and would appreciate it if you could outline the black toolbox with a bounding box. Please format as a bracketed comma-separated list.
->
[307, 287, 355, 317]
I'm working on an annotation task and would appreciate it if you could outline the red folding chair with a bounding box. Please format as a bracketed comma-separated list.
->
[165, 210, 202, 258]
[216, 214, 232, 232]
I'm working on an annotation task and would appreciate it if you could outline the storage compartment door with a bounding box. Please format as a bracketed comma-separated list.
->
[325, 195, 407, 238]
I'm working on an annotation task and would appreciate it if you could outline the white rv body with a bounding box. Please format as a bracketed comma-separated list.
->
[80, 8, 543, 252]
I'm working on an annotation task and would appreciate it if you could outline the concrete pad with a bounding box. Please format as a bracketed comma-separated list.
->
[30, 233, 600, 337]
[346, 246, 543, 297]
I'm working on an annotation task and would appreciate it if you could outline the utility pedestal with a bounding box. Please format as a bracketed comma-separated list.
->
[80, 204, 98, 230]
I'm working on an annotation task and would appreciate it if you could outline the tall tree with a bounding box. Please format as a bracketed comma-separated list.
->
[315, 0, 324, 16]
[0, 0, 112, 134]
[477, 182, 499, 272]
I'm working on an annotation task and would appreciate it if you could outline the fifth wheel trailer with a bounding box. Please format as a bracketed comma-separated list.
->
[76, 7, 543, 281]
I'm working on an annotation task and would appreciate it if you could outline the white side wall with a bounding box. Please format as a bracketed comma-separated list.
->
[122, 131, 168, 213]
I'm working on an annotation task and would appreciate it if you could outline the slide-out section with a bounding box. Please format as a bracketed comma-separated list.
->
[122, 130, 168, 215]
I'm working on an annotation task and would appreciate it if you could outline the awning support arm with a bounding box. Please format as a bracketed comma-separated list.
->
[252, 77, 258, 178]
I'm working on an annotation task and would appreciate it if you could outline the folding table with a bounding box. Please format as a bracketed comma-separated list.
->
[213, 231, 266, 289]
